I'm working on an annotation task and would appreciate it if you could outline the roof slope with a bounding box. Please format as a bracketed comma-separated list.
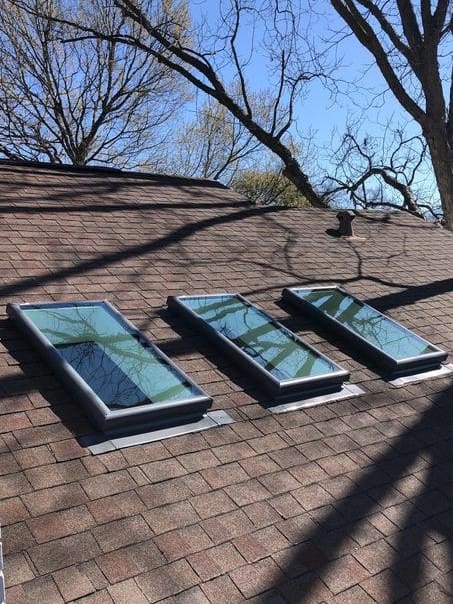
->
[0, 161, 453, 603]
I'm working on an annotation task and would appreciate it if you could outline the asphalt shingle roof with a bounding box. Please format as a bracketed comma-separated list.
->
[1, 161, 453, 603]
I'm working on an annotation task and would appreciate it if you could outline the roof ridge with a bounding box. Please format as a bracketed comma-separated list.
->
[0, 158, 229, 189]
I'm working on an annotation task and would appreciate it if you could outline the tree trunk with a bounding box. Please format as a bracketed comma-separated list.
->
[232, 115, 327, 208]
[282, 160, 327, 209]
[424, 124, 453, 230]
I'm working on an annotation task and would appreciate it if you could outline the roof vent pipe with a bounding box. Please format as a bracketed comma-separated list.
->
[337, 210, 355, 237]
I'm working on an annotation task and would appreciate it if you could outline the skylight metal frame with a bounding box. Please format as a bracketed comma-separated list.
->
[167, 293, 349, 399]
[7, 300, 212, 433]
[282, 285, 448, 375]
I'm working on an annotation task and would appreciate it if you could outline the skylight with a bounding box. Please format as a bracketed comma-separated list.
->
[282, 286, 447, 375]
[7, 301, 212, 432]
[167, 293, 349, 399]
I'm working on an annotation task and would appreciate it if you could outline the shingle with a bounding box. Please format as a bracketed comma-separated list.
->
[143, 500, 200, 534]
[0, 497, 29, 525]
[229, 557, 284, 599]
[53, 566, 95, 601]
[1, 160, 453, 604]
[92, 515, 152, 553]
[3, 552, 34, 586]
[21, 482, 88, 516]
[29, 532, 101, 573]
[81, 471, 136, 500]
[27, 505, 95, 543]
[96, 539, 165, 583]
[135, 559, 199, 602]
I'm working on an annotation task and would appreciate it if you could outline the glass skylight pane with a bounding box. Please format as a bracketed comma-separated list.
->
[182, 295, 337, 380]
[283, 287, 447, 373]
[8, 301, 212, 431]
[23, 304, 196, 408]
[168, 294, 348, 398]
[56, 341, 150, 409]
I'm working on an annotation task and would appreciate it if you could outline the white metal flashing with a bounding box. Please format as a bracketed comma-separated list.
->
[388, 363, 453, 387]
[0, 526, 5, 604]
[268, 383, 366, 413]
[82, 410, 235, 454]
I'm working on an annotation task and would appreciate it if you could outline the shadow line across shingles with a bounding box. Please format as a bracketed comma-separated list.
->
[1, 160, 453, 603]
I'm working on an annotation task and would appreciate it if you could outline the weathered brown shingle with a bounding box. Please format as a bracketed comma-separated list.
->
[0, 160, 452, 602]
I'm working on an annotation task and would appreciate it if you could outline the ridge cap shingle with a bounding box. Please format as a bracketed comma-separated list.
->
[0, 158, 229, 189]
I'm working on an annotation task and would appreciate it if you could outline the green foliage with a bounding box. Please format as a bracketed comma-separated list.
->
[232, 170, 310, 207]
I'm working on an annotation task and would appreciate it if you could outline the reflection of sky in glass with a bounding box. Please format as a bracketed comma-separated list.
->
[294, 288, 436, 360]
[23, 304, 198, 409]
[182, 295, 339, 381]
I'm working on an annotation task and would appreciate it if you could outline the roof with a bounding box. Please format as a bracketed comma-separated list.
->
[1, 160, 453, 603]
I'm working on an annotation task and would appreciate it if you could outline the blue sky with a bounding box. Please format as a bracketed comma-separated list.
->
[188, 0, 412, 142]
[185, 0, 437, 204]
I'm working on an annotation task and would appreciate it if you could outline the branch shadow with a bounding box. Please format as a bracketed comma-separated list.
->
[0, 320, 93, 437]
[261, 379, 453, 603]
[0, 204, 282, 300]
[367, 279, 453, 313]
[2, 167, 449, 319]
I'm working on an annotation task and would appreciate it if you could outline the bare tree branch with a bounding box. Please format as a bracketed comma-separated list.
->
[165, 98, 263, 184]
[0, 0, 187, 168]
[322, 126, 440, 220]
[331, 1, 453, 229]
[11, 0, 333, 208]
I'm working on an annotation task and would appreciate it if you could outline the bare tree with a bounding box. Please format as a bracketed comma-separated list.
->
[166, 94, 314, 206]
[330, 1, 453, 228]
[17, 0, 334, 207]
[166, 97, 262, 185]
[322, 126, 441, 220]
[0, 0, 186, 167]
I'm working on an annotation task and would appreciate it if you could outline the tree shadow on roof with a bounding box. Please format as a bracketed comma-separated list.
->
[0, 166, 448, 318]
[260, 379, 453, 603]
[367, 278, 453, 313]
[0, 204, 282, 300]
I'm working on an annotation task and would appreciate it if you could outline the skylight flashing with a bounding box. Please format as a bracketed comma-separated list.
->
[7, 300, 212, 432]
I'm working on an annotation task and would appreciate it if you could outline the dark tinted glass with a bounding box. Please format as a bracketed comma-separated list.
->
[23, 304, 198, 408]
[293, 288, 436, 360]
[181, 295, 339, 380]
[56, 341, 149, 409]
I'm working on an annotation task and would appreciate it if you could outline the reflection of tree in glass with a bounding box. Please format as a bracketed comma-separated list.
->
[57, 341, 147, 409]
[302, 290, 434, 360]
[24, 306, 195, 408]
[187, 296, 334, 380]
